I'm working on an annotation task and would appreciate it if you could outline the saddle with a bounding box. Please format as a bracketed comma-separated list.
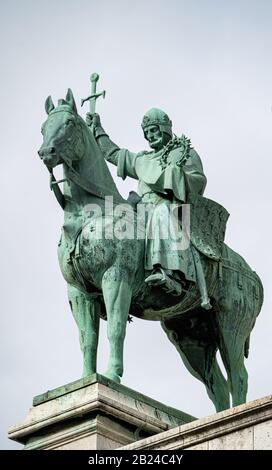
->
[187, 194, 229, 261]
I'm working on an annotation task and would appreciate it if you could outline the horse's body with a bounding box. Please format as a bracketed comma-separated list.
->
[39, 90, 263, 412]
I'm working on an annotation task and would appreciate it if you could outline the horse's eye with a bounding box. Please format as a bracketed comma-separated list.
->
[65, 119, 74, 127]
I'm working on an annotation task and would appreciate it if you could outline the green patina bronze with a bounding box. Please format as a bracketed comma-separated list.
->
[38, 76, 263, 412]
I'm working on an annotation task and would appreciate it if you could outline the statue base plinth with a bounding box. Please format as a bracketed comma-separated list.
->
[120, 395, 272, 450]
[8, 374, 195, 450]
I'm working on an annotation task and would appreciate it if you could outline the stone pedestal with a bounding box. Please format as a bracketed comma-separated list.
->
[120, 395, 272, 450]
[8, 374, 195, 450]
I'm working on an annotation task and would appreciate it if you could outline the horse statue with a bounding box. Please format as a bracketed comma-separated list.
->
[38, 89, 263, 412]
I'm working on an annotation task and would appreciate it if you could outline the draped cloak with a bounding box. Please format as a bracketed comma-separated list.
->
[113, 143, 207, 281]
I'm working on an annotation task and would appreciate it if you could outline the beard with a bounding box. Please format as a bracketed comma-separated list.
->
[148, 133, 171, 151]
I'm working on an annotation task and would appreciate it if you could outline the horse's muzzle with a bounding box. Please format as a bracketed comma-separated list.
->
[38, 146, 58, 168]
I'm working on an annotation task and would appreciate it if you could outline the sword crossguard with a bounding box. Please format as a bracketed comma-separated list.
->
[81, 90, 106, 108]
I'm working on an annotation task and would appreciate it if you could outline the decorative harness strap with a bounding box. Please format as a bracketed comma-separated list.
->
[48, 170, 65, 209]
[49, 155, 124, 210]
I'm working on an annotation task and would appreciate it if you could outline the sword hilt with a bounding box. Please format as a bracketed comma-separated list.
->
[81, 73, 106, 115]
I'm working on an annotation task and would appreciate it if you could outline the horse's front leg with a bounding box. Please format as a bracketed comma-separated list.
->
[101, 272, 132, 383]
[68, 284, 100, 377]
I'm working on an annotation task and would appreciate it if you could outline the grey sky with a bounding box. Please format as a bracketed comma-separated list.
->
[1, 0, 271, 449]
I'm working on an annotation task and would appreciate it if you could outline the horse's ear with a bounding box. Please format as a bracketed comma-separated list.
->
[45, 95, 55, 115]
[66, 88, 77, 113]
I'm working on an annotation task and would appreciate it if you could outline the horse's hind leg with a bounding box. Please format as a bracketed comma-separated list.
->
[217, 322, 248, 407]
[68, 284, 100, 377]
[161, 319, 230, 411]
[102, 272, 132, 383]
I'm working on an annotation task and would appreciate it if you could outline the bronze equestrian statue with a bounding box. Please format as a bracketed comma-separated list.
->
[38, 82, 263, 412]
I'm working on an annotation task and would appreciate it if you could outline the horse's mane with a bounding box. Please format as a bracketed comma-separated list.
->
[52, 101, 124, 204]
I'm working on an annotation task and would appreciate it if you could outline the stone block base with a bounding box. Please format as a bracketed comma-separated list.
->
[8, 374, 195, 450]
[120, 395, 272, 450]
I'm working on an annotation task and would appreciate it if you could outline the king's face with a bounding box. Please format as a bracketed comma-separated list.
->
[144, 125, 164, 151]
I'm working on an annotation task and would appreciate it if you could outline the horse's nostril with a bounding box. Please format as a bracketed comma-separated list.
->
[38, 147, 55, 157]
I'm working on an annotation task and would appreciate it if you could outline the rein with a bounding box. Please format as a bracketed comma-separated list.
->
[49, 169, 66, 209]
[49, 160, 123, 209]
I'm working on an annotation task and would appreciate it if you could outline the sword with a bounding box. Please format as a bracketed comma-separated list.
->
[81, 73, 106, 114]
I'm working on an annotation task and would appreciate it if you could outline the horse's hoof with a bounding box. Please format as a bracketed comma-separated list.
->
[103, 371, 121, 384]
[82, 371, 96, 379]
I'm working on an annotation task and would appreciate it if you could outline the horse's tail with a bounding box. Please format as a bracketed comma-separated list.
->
[244, 271, 264, 359]
[253, 268, 264, 305]
[244, 334, 251, 358]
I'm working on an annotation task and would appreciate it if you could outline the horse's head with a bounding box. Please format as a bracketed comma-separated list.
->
[38, 89, 84, 169]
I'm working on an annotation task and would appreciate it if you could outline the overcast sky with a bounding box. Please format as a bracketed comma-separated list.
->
[1, 0, 272, 449]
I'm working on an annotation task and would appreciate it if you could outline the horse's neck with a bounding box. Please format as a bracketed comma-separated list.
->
[62, 160, 107, 245]
[79, 125, 122, 203]
[62, 124, 123, 223]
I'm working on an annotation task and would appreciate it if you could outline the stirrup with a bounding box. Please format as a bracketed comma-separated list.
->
[145, 268, 182, 296]
[201, 297, 212, 310]
[145, 269, 166, 286]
